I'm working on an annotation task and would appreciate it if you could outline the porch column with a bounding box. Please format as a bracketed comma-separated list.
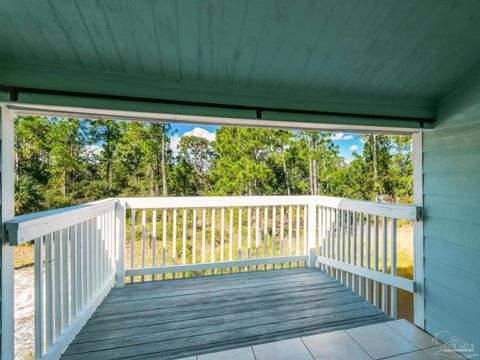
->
[1, 105, 15, 358]
[412, 132, 425, 329]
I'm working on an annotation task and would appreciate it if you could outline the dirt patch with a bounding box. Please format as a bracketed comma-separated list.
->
[15, 266, 34, 360]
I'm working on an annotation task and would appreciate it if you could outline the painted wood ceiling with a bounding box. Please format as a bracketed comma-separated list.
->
[1, 0, 480, 120]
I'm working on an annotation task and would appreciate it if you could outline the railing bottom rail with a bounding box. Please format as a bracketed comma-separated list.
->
[125, 255, 307, 277]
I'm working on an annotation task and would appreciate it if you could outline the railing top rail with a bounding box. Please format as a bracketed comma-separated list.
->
[121, 195, 314, 209]
[6, 198, 118, 246]
[122, 195, 418, 221]
[315, 196, 419, 221]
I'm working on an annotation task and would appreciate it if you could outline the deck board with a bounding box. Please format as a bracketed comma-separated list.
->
[62, 268, 390, 360]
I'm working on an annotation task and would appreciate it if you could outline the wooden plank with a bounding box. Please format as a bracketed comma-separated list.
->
[89, 285, 349, 329]
[102, 277, 335, 308]
[109, 268, 316, 294]
[75, 294, 364, 343]
[97, 273, 337, 308]
[114, 268, 315, 294]
[82, 287, 351, 335]
[93, 283, 344, 320]
[88, 281, 346, 324]
[66, 300, 374, 354]
[98, 285, 342, 320]
[92, 278, 340, 311]
[62, 306, 386, 359]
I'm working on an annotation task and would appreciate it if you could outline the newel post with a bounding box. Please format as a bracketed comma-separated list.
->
[115, 200, 126, 288]
[307, 197, 317, 268]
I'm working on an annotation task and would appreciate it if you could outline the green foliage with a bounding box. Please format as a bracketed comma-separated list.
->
[14, 116, 413, 215]
[14, 175, 44, 214]
[210, 128, 276, 195]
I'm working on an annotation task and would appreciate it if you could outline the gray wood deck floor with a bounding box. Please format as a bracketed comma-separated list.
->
[61, 268, 390, 360]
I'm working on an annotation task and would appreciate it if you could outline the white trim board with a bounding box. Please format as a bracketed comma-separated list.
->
[4, 102, 427, 134]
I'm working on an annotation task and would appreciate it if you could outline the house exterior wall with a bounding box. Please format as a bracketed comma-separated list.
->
[423, 73, 480, 349]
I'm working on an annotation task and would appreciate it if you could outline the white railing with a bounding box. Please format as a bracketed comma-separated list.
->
[6, 199, 119, 360]
[121, 196, 313, 282]
[313, 196, 418, 319]
[6, 195, 419, 359]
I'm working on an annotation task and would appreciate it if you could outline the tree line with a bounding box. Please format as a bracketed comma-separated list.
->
[14, 116, 412, 215]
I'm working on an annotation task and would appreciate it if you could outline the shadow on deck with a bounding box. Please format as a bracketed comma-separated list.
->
[61, 268, 390, 360]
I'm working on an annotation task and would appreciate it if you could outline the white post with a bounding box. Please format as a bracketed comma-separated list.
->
[115, 201, 126, 288]
[412, 132, 425, 329]
[1, 105, 15, 359]
[307, 197, 317, 267]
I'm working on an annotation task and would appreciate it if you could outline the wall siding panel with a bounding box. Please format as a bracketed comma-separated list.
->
[423, 73, 480, 349]
[424, 258, 480, 305]
[424, 195, 480, 225]
[425, 237, 480, 276]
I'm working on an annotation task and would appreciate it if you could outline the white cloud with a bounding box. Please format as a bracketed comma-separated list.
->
[350, 145, 358, 152]
[330, 132, 344, 140]
[170, 135, 182, 156]
[330, 132, 353, 141]
[184, 127, 216, 142]
[170, 127, 216, 156]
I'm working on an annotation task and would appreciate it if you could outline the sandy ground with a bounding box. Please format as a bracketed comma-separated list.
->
[15, 266, 34, 360]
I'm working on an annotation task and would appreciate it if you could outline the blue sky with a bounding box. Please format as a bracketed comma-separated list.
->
[170, 124, 363, 162]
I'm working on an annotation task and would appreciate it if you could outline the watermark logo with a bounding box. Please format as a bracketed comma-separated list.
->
[433, 331, 478, 359]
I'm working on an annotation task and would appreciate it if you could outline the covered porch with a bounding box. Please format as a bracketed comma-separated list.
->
[6, 194, 421, 359]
